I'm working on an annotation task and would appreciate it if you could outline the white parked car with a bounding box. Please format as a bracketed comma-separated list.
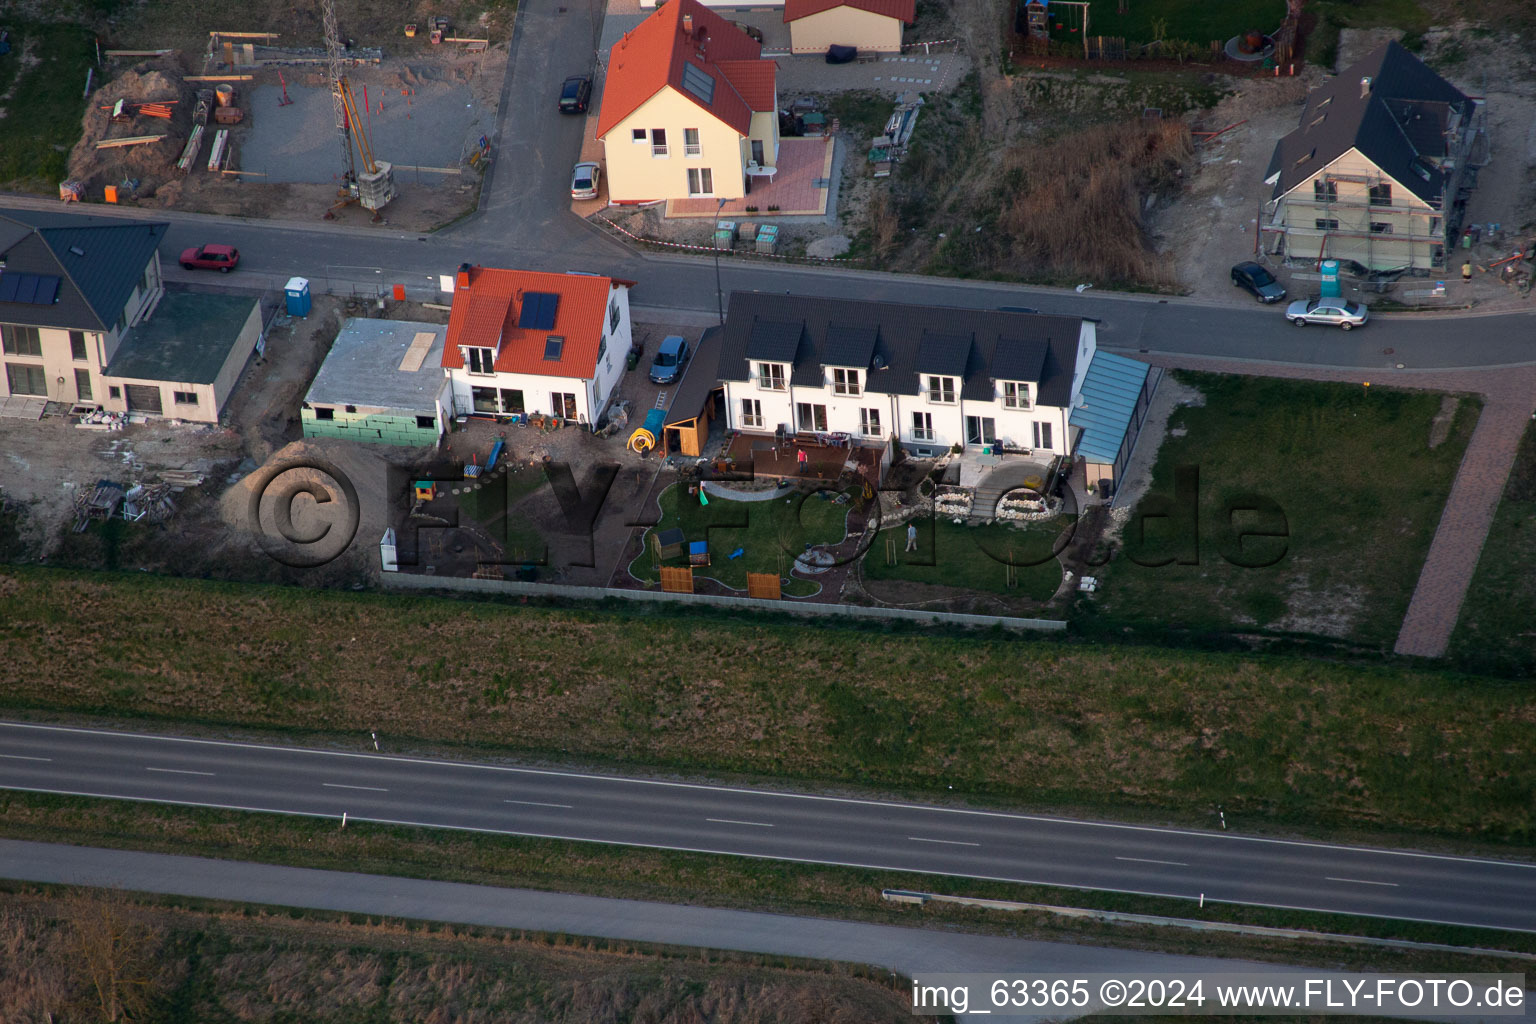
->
[570, 161, 601, 200]
[1285, 297, 1369, 330]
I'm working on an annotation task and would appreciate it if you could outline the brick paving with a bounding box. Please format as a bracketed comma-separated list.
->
[666, 137, 834, 218]
[1133, 353, 1536, 659]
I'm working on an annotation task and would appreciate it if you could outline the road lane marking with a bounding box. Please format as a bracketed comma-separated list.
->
[1326, 876, 1399, 887]
[505, 800, 573, 809]
[145, 767, 215, 776]
[908, 836, 980, 847]
[6, 723, 1536, 874]
[0, 784, 1528, 935]
[0, 754, 51, 762]
[1115, 856, 1189, 867]
[322, 783, 388, 792]
[706, 818, 773, 828]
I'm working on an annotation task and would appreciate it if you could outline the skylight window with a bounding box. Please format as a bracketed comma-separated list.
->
[543, 335, 565, 361]
[681, 62, 715, 104]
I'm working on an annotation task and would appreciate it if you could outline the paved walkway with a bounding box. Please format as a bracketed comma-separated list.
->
[0, 839, 1414, 1024]
[1133, 353, 1536, 659]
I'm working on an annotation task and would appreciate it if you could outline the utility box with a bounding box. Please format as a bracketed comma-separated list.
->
[284, 277, 312, 317]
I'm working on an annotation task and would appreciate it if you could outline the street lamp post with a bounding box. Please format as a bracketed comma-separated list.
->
[715, 196, 728, 325]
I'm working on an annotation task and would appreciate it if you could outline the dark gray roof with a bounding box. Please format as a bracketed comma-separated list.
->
[718, 292, 1085, 408]
[105, 289, 257, 384]
[915, 331, 971, 377]
[822, 323, 878, 368]
[745, 319, 802, 362]
[0, 210, 167, 331]
[1264, 40, 1473, 204]
[664, 325, 723, 426]
[305, 318, 449, 410]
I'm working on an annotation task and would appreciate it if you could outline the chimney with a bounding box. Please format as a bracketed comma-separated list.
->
[682, 13, 693, 34]
[456, 263, 472, 289]
[1360, 76, 1372, 98]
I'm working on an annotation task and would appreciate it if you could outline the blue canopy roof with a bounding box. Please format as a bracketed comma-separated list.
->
[1069, 351, 1151, 463]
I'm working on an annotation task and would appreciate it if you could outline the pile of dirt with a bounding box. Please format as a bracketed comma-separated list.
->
[66, 65, 196, 198]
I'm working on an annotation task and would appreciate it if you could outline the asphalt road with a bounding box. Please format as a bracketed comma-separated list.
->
[3, 721, 1532, 934]
[17, 839, 1516, 1024]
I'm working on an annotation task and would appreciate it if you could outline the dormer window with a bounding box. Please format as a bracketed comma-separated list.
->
[1002, 381, 1031, 409]
[832, 367, 861, 396]
[757, 361, 786, 391]
[926, 375, 956, 404]
[465, 347, 495, 375]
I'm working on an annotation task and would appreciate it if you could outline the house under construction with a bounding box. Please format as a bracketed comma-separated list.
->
[1261, 40, 1487, 273]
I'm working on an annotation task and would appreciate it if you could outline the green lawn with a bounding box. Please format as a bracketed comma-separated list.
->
[0, 24, 96, 191]
[629, 484, 852, 596]
[1, 566, 1533, 840]
[1090, 373, 1479, 648]
[454, 462, 548, 561]
[1060, 0, 1286, 44]
[1449, 419, 1536, 677]
[862, 518, 1067, 601]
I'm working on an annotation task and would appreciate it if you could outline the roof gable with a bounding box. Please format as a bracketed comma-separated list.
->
[442, 267, 619, 381]
[1264, 40, 1472, 205]
[596, 0, 771, 138]
[784, 0, 915, 23]
[0, 211, 165, 331]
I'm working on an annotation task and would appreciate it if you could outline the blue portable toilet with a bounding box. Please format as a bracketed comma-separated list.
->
[284, 276, 312, 317]
[1319, 260, 1341, 300]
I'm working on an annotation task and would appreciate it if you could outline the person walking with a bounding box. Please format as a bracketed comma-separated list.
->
[1462, 261, 1473, 282]
[906, 522, 918, 552]
[796, 448, 808, 475]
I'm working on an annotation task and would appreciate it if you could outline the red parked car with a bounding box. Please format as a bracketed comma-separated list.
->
[180, 243, 240, 273]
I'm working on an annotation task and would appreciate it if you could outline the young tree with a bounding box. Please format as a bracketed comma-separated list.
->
[67, 893, 160, 1022]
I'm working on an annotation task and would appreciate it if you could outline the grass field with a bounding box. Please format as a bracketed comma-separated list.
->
[1089, 374, 1478, 648]
[2, 886, 914, 1024]
[0, 23, 97, 191]
[861, 518, 1067, 600]
[5, 794, 1531, 967]
[628, 484, 851, 596]
[1449, 420, 1536, 677]
[1, 566, 1532, 841]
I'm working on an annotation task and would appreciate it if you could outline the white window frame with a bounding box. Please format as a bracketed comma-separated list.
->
[651, 128, 669, 158]
[757, 362, 786, 392]
[1002, 381, 1031, 410]
[797, 402, 828, 433]
[832, 368, 861, 396]
[632, 128, 647, 144]
[926, 375, 956, 405]
[684, 127, 701, 157]
[859, 407, 881, 437]
[741, 398, 763, 429]
[1032, 420, 1053, 450]
[687, 166, 713, 197]
[465, 347, 496, 376]
[912, 411, 934, 443]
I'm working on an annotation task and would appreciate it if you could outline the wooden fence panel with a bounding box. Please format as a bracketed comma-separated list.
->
[746, 573, 781, 600]
[659, 566, 694, 594]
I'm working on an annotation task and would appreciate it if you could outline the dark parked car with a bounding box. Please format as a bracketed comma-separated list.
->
[179, 243, 240, 272]
[1230, 261, 1287, 303]
[825, 44, 857, 64]
[558, 75, 591, 114]
[648, 335, 690, 384]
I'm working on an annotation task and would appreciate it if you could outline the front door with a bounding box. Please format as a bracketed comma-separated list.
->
[751, 139, 765, 166]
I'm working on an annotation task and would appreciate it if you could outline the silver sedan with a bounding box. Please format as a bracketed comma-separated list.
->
[570, 161, 601, 201]
[1285, 297, 1369, 330]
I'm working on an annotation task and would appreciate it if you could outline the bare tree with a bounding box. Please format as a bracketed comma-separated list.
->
[67, 893, 160, 1022]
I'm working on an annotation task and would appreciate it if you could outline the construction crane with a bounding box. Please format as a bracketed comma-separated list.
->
[322, 0, 395, 216]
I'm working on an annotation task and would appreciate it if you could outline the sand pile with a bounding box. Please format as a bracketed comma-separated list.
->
[66, 66, 195, 198]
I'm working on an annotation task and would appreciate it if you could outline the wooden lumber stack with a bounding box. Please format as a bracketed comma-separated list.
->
[176, 125, 205, 172]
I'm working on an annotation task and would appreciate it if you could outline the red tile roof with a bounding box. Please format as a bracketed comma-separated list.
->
[596, 0, 772, 139]
[441, 267, 623, 380]
[783, 0, 915, 23]
[716, 60, 778, 113]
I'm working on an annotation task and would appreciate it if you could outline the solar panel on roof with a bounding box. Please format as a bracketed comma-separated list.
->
[0, 272, 60, 306]
[682, 62, 715, 104]
[517, 292, 560, 330]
